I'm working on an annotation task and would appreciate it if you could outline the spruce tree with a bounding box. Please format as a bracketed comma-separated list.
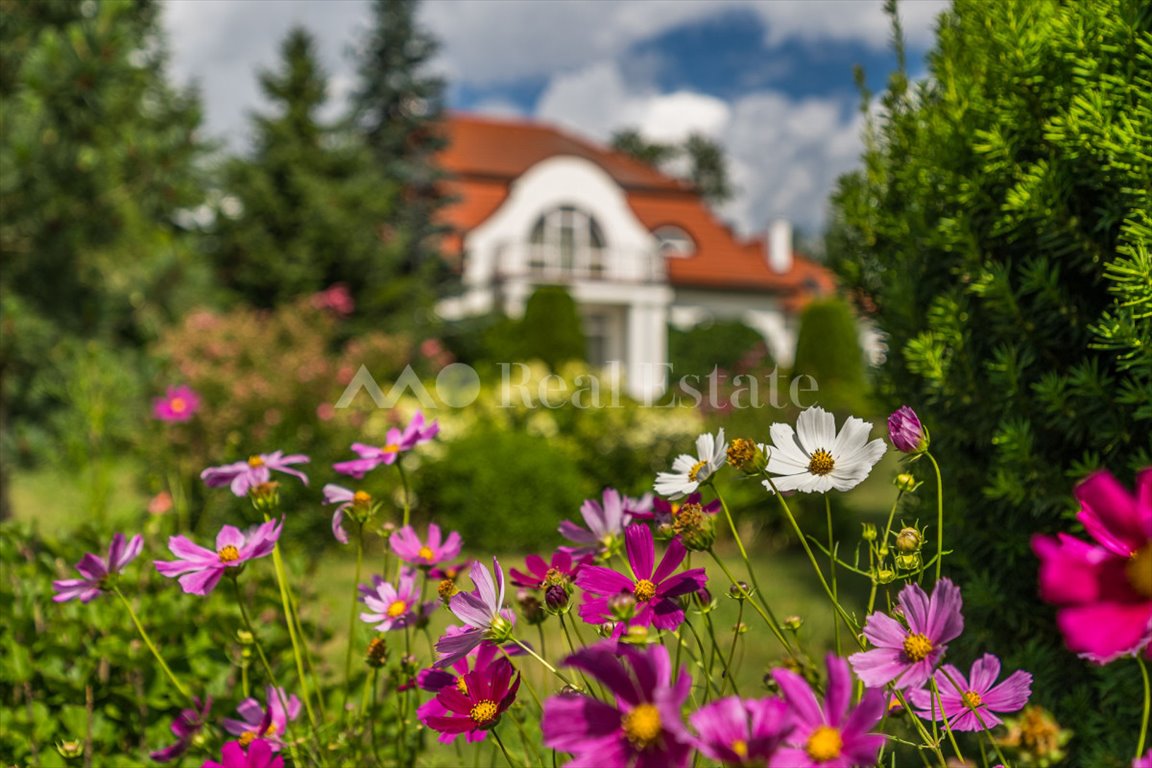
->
[828, 0, 1151, 758]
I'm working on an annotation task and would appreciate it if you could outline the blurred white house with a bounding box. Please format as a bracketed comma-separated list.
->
[435, 113, 838, 400]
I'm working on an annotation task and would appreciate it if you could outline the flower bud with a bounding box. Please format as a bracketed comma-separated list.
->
[888, 406, 928, 454]
[621, 625, 651, 646]
[728, 581, 752, 600]
[348, 490, 378, 525]
[876, 568, 896, 584]
[783, 615, 803, 632]
[542, 568, 568, 589]
[672, 503, 716, 551]
[235, 629, 254, 646]
[895, 553, 922, 571]
[726, 438, 768, 474]
[56, 740, 83, 760]
[861, 523, 877, 542]
[609, 591, 637, 621]
[896, 527, 923, 553]
[517, 589, 546, 625]
[437, 578, 459, 604]
[486, 615, 515, 644]
[545, 584, 570, 613]
[248, 481, 281, 513]
[365, 636, 389, 667]
[733, 622, 748, 635]
[895, 473, 919, 493]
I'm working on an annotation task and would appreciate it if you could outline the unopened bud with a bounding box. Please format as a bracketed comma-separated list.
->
[236, 629, 254, 646]
[895, 473, 918, 493]
[437, 578, 459, 604]
[728, 581, 752, 600]
[895, 553, 922, 571]
[672, 503, 716, 551]
[518, 590, 546, 625]
[727, 438, 767, 474]
[862, 523, 877, 542]
[56, 740, 83, 760]
[783, 615, 803, 632]
[545, 584, 570, 613]
[609, 591, 637, 621]
[621, 625, 651, 645]
[365, 637, 389, 667]
[896, 527, 923, 553]
[733, 622, 748, 635]
[249, 481, 281, 512]
[876, 568, 896, 584]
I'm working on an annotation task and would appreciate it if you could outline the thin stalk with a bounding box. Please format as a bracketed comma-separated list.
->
[268, 537, 318, 727]
[343, 524, 366, 714]
[723, 600, 745, 696]
[703, 612, 738, 696]
[825, 495, 842, 655]
[491, 727, 518, 768]
[706, 549, 793, 654]
[930, 677, 964, 762]
[394, 461, 412, 580]
[926, 452, 945, 580]
[1136, 656, 1150, 759]
[510, 637, 577, 689]
[111, 586, 193, 703]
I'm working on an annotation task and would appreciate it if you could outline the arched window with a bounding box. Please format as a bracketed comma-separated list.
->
[653, 225, 695, 257]
[527, 205, 607, 278]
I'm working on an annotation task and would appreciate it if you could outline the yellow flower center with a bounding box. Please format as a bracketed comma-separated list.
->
[381, 443, 400, 454]
[238, 730, 256, 747]
[807, 449, 835, 476]
[418, 546, 435, 561]
[726, 438, 756, 469]
[438, 578, 459, 602]
[962, 690, 983, 709]
[633, 579, 657, 602]
[543, 567, 566, 587]
[470, 699, 498, 724]
[218, 545, 241, 563]
[1128, 544, 1152, 598]
[902, 632, 934, 662]
[386, 600, 408, 618]
[455, 676, 468, 695]
[353, 490, 372, 504]
[731, 739, 748, 758]
[688, 459, 708, 482]
[622, 703, 662, 747]
[247, 455, 265, 468]
[805, 725, 843, 761]
[170, 397, 186, 413]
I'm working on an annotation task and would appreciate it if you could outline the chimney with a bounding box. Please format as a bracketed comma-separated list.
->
[767, 219, 793, 274]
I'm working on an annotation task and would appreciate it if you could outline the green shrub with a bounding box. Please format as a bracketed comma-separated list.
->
[509, 286, 587, 370]
[828, 0, 1152, 758]
[668, 320, 770, 380]
[791, 298, 871, 416]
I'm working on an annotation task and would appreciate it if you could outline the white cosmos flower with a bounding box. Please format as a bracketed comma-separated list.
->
[763, 407, 886, 494]
[655, 428, 727, 499]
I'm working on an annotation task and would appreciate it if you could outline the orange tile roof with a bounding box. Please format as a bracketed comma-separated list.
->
[437, 113, 835, 298]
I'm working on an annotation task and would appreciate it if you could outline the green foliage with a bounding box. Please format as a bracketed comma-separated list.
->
[791, 298, 871, 415]
[668, 320, 770, 380]
[827, 0, 1152, 757]
[609, 129, 734, 205]
[515, 286, 587, 370]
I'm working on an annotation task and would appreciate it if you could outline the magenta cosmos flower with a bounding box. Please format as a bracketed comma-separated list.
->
[559, 487, 646, 559]
[542, 641, 694, 768]
[150, 697, 212, 762]
[222, 686, 300, 751]
[576, 524, 707, 632]
[509, 548, 582, 590]
[201, 451, 310, 497]
[321, 484, 376, 544]
[849, 579, 964, 690]
[908, 653, 1031, 732]
[53, 533, 143, 603]
[1032, 468, 1152, 662]
[420, 654, 520, 739]
[887, 405, 927, 453]
[360, 568, 437, 631]
[772, 655, 886, 768]
[435, 558, 515, 668]
[417, 638, 514, 744]
[332, 412, 440, 478]
[688, 696, 791, 766]
[153, 385, 201, 423]
[155, 519, 282, 595]
[390, 523, 463, 567]
[204, 739, 284, 768]
[1135, 750, 1152, 768]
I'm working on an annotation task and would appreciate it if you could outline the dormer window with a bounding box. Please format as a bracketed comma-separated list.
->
[528, 205, 606, 279]
[654, 225, 695, 257]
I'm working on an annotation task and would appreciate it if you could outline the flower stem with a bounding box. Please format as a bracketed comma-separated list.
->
[724, 600, 745, 696]
[510, 637, 577, 690]
[825, 495, 841, 655]
[926, 452, 945, 580]
[111, 586, 193, 703]
[1138, 656, 1150, 759]
[268, 536, 318, 728]
[343, 524, 366, 716]
[491, 727, 518, 768]
[706, 550, 793, 655]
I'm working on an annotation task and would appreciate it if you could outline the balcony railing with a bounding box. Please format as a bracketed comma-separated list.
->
[491, 242, 665, 284]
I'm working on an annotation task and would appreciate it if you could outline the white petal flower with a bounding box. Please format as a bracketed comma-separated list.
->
[762, 407, 886, 494]
[654, 428, 727, 499]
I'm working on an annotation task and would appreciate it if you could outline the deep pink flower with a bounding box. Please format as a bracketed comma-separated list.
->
[310, 283, 354, 316]
[908, 654, 1031, 732]
[390, 523, 463, 567]
[509, 548, 582, 590]
[435, 559, 515, 668]
[887, 406, 927, 453]
[221, 686, 300, 752]
[203, 739, 284, 768]
[361, 568, 437, 631]
[420, 655, 520, 739]
[576, 524, 707, 632]
[849, 579, 964, 690]
[333, 412, 439, 478]
[428, 560, 473, 581]
[542, 641, 694, 768]
[688, 696, 791, 765]
[53, 533, 143, 603]
[1135, 750, 1152, 768]
[321, 484, 375, 544]
[155, 519, 282, 595]
[201, 452, 310, 497]
[772, 655, 886, 767]
[1032, 468, 1152, 663]
[416, 637, 513, 744]
[153, 385, 201, 422]
[559, 488, 648, 559]
[150, 697, 212, 762]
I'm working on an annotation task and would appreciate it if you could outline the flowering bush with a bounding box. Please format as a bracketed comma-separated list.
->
[25, 402, 1152, 767]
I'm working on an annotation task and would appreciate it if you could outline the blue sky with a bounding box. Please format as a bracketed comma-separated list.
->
[164, 0, 946, 234]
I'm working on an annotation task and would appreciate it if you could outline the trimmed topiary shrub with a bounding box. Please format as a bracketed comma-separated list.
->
[828, 0, 1152, 760]
[791, 298, 871, 416]
[668, 319, 771, 380]
[511, 285, 587, 371]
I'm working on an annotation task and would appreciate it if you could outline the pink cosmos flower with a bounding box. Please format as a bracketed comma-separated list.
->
[390, 523, 463, 567]
[1135, 750, 1152, 768]
[310, 283, 354, 316]
[688, 696, 791, 766]
[332, 412, 440, 478]
[542, 641, 694, 768]
[509, 548, 582, 590]
[1032, 468, 1152, 663]
[155, 519, 282, 595]
[361, 568, 438, 631]
[321, 484, 374, 544]
[150, 697, 212, 762]
[435, 559, 515, 668]
[221, 686, 300, 751]
[419, 655, 520, 739]
[416, 637, 515, 744]
[908, 654, 1032, 732]
[201, 451, 310, 497]
[772, 655, 886, 767]
[204, 739, 284, 768]
[53, 533, 143, 603]
[576, 524, 707, 633]
[559, 488, 647, 559]
[887, 406, 927, 453]
[849, 579, 964, 690]
[153, 385, 201, 422]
